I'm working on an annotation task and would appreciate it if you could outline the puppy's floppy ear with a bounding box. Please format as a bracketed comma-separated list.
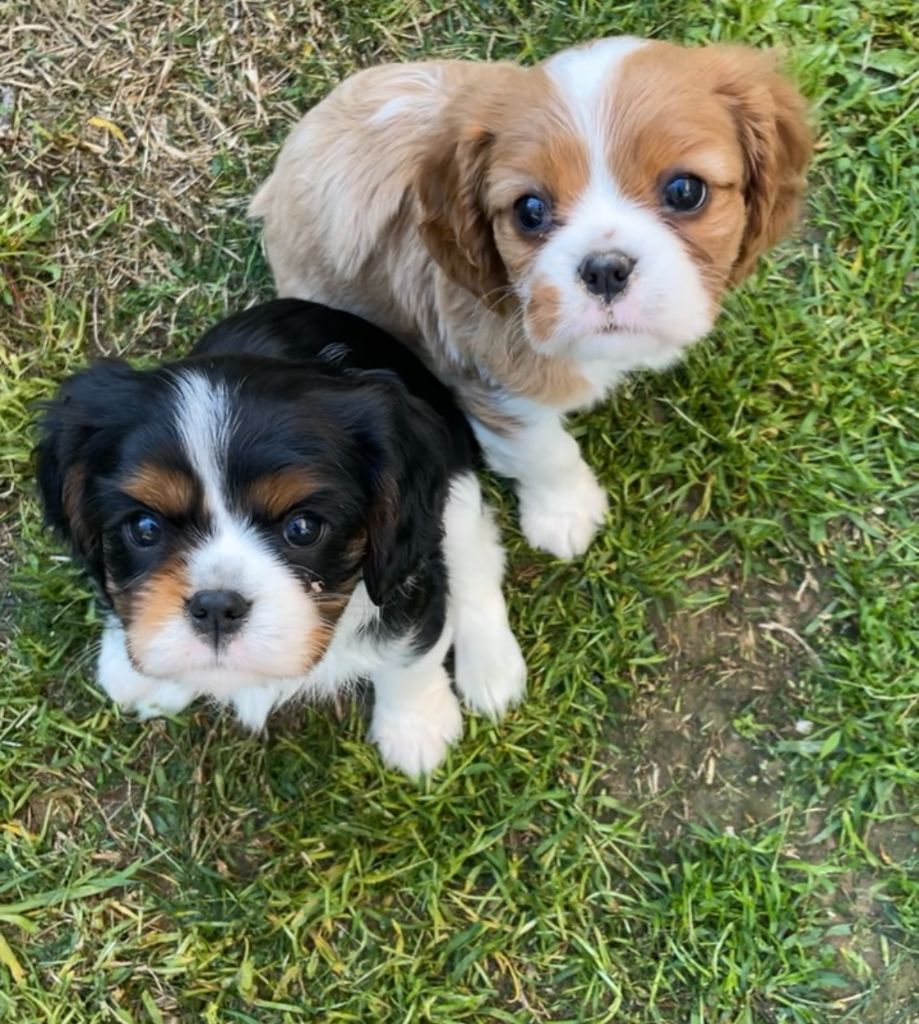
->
[417, 117, 509, 308]
[35, 360, 143, 592]
[714, 48, 812, 282]
[358, 378, 454, 606]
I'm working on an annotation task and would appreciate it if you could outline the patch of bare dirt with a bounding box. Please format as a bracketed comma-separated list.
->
[853, 955, 919, 1023]
[599, 565, 827, 835]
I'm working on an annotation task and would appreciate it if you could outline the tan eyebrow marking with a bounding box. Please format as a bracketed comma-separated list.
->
[121, 464, 196, 517]
[245, 468, 325, 520]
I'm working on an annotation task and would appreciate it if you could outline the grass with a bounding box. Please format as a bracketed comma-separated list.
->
[1, 0, 917, 1020]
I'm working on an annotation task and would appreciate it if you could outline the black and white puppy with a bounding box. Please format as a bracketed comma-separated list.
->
[36, 299, 526, 776]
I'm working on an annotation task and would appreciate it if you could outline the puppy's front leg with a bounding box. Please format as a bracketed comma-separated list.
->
[473, 402, 608, 559]
[441, 472, 526, 718]
[368, 631, 462, 778]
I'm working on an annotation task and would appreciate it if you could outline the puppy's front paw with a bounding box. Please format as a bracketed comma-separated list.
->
[132, 681, 195, 720]
[519, 465, 608, 559]
[369, 676, 463, 778]
[454, 613, 527, 720]
[97, 623, 194, 718]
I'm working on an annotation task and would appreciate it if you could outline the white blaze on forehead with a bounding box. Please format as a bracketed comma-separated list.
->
[541, 38, 654, 262]
[538, 37, 658, 271]
[544, 36, 647, 150]
[171, 368, 287, 592]
[172, 369, 234, 524]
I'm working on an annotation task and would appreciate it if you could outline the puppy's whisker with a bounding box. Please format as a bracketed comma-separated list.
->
[313, 591, 356, 604]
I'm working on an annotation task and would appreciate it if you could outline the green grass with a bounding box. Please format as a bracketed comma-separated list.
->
[1, 1, 917, 1021]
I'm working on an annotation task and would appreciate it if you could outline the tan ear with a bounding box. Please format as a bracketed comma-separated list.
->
[715, 49, 813, 282]
[416, 121, 509, 307]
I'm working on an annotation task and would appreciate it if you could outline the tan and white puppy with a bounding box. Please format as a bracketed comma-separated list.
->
[251, 37, 811, 559]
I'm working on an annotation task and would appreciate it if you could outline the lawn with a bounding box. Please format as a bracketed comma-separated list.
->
[1, 1, 916, 1021]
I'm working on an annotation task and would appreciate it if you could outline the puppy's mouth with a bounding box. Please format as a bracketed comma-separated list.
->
[124, 635, 240, 677]
[600, 315, 649, 336]
[579, 300, 652, 338]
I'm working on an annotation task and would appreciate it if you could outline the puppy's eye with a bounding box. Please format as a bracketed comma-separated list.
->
[514, 194, 553, 233]
[283, 511, 325, 548]
[125, 511, 163, 548]
[661, 175, 708, 213]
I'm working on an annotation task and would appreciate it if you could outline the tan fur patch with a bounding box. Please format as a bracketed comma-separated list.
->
[246, 468, 323, 521]
[609, 43, 810, 290]
[524, 280, 563, 346]
[418, 63, 591, 305]
[62, 463, 93, 552]
[122, 465, 196, 518]
[484, 69, 591, 284]
[309, 585, 357, 665]
[123, 557, 190, 660]
[299, 555, 364, 671]
[296, 531, 365, 670]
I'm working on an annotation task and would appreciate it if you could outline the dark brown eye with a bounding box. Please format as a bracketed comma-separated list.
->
[124, 511, 163, 548]
[283, 511, 325, 547]
[662, 175, 708, 212]
[514, 194, 553, 233]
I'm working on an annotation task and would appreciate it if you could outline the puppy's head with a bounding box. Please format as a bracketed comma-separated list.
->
[418, 38, 811, 370]
[36, 357, 449, 693]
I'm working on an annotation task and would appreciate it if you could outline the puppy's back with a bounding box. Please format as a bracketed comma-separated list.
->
[249, 61, 506, 305]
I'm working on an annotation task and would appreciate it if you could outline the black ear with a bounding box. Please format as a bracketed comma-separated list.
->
[34, 359, 143, 590]
[359, 381, 455, 607]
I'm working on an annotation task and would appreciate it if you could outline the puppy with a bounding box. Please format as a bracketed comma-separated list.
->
[250, 37, 812, 559]
[35, 299, 526, 777]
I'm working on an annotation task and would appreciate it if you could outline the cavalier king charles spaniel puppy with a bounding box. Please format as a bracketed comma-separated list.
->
[250, 37, 811, 559]
[36, 299, 526, 777]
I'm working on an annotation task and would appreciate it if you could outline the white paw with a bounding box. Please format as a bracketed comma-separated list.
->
[454, 614, 527, 720]
[231, 687, 277, 733]
[369, 676, 463, 778]
[132, 681, 194, 720]
[133, 701, 169, 721]
[519, 465, 608, 559]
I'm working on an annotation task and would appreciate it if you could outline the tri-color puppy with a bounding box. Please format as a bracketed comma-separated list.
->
[251, 37, 812, 560]
[36, 299, 526, 777]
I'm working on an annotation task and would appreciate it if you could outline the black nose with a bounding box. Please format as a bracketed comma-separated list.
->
[186, 589, 251, 642]
[578, 251, 635, 301]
